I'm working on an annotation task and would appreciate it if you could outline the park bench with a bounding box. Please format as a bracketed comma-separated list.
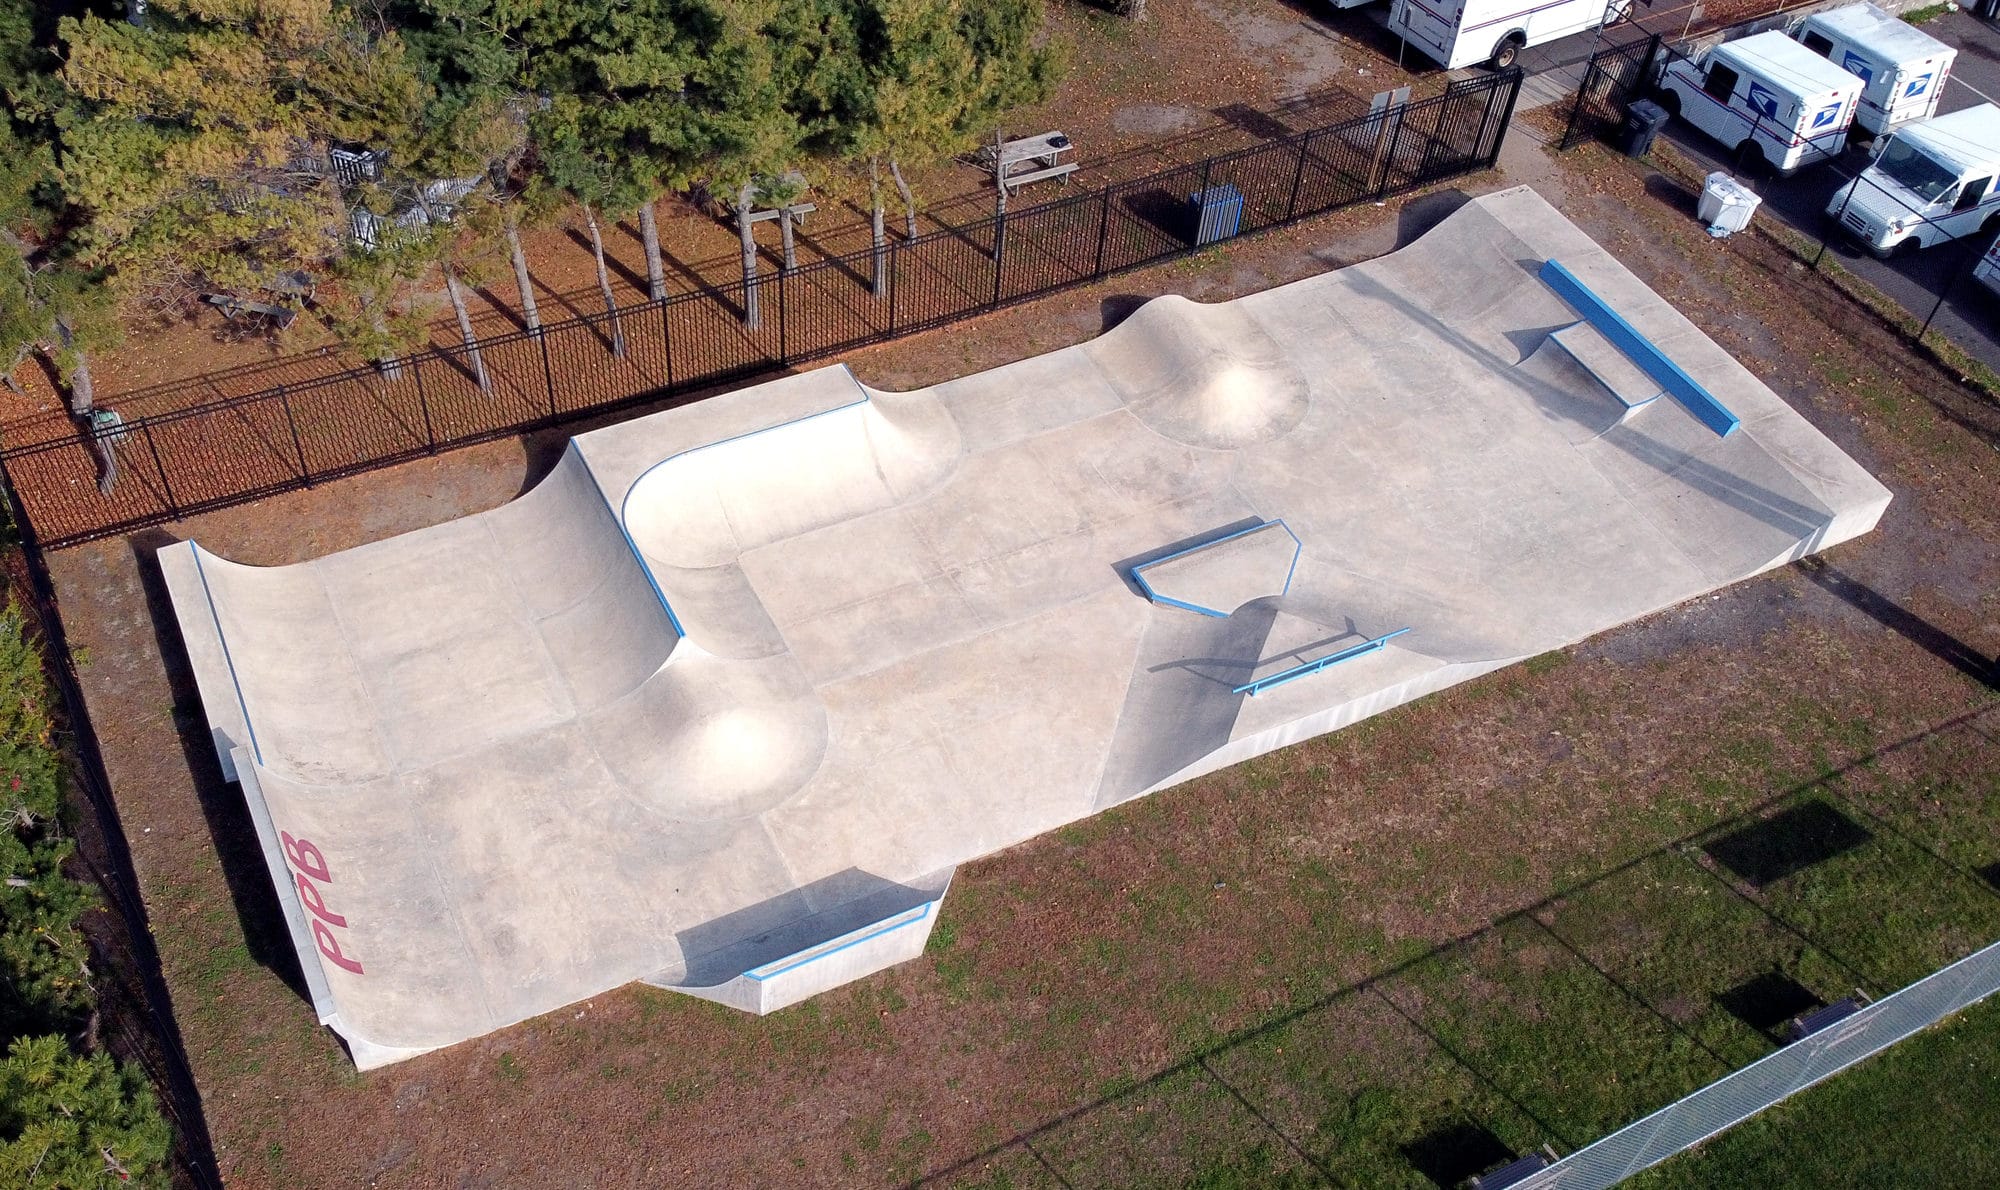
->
[1783, 993, 1870, 1042]
[983, 131, 1080, 196]
[745, 202, 816, 225]
[202, 294, 299, 330]
[1467, 1146, 1557, 1189]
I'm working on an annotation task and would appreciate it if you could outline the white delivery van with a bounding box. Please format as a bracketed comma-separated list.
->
[1659, 32, 1862, 173]
[1826, 104, 2000, 255]
[1795, 3, 1955, 137]
[1387, 0, 1632, 71]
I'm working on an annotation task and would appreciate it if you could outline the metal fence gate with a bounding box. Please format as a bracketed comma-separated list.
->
[1560, 34, 1664, 151]
[0, 70, 1523, 551]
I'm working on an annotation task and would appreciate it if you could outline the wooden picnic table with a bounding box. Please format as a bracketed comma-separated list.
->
[984, 131, 1080, 195]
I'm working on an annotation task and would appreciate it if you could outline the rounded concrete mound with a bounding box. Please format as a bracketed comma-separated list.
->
[1091, 294, 1310, 450]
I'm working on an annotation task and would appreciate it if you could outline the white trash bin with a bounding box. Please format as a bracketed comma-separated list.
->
[1698, 172, 1761, 237]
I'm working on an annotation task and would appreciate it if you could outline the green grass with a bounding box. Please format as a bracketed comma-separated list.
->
[1902, 2, 1953, 24]
[1629, 992, 2000, 1187]
[992, 709, 2000, 1187]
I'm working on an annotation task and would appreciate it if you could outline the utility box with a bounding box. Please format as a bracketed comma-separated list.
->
[1620, 99, 1671, 158]
[1698, 172, 1762, 236]
[1190, 184, 1245, 246]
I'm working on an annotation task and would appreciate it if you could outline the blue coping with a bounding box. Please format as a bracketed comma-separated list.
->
[1233, 627, 1411, 697]
[742, 900, 933, 982]
[188, 542, 266, 767]
[582, 392, 873, 640]
[1538, 259, 1740, 438]
[1130, 520, 1304, 618]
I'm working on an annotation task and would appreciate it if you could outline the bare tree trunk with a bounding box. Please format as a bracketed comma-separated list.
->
[53, 319, 91, 415]
[638, 200, 667, 301]
[889, 158, 918, 239]
[3, 345, 25, 395]
[505, 216, 541, 335]
[583, 204, 627, 357]
[993, 130, 1008, 264]
[870, 157, 887, 299]
[366, 290, 405, 381]
[778, 206, 797, 272]
[736, 183, 761, 330]
[443, 269, 490, 393]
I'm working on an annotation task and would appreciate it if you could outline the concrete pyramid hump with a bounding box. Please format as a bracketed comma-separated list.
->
[158, 186, 1890, 1069]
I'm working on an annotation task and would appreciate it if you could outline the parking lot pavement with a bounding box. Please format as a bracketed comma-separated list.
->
[1644, 10, 2000, 372]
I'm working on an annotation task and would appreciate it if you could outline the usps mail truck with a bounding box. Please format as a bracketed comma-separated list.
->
[1387, 0, 1632, 71]
[1826, 103, 2000, 255]
[1795, 3, 1954, 137]
[1973, 233, 2000, 293]
[1657, 31, 1862, 174]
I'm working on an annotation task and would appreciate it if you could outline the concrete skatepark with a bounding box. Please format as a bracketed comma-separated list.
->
[158, 187, 1891, 1069]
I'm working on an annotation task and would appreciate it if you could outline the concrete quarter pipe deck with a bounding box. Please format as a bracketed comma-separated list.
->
[159, 188, 1890, 1069]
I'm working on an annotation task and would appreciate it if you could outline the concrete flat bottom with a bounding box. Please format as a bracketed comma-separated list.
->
[159, 187, 1890, 1068]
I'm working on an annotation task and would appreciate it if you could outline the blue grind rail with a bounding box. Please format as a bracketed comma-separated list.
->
[1538, 259, 1740, 437]
[1233, 627, 1411, 697]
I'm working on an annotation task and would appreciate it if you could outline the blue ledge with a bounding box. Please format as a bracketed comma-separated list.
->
[1539, 259, 1740, 438]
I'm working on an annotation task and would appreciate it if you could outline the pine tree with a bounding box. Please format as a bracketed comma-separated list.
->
[0, 1036, 172, 1189]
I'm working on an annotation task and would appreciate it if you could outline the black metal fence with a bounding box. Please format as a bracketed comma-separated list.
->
[1, 71, 1521, 550]
[1560, 34, 1664, 150]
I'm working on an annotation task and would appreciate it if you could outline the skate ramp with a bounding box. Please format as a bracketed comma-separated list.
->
[160, 186, 1892, 1069]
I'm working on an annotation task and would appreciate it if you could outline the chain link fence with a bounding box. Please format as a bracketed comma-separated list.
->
[1518, 936, 2000, 1188]
[0, 71, 1522, 551]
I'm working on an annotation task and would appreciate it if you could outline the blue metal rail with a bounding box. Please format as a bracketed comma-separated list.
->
[1233, 627, 1411, 697]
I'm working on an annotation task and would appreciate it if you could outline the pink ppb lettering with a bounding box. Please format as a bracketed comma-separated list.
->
[311, 919, 364, 975]
[294, 872, 348, 928]
[280, 831, 332, 882]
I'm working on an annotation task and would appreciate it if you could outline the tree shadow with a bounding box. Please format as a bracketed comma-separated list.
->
[1214, 102, 1295, 142]
[127, 529, 309, 1004]
[1715, 969, 1822, 1039]
[1099, 293, 1152, 333]
[1702, 801, 1873, 888]
[564, 227, 650, 296]
[1394, 188, 1474, 249]
[1399, 1119, 1515, 1188]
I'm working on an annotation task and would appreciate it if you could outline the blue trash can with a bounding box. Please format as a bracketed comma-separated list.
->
[1189, 184, 1244, 245]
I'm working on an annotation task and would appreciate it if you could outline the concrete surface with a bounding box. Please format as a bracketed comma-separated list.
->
[160, 186, 1891, 1069]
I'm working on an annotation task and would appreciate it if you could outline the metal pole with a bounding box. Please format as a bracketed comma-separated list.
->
[1194, 157, 1213, 247]
[137, 421, 177, 516]
[277, 384, 312, 485]
[538, 324, 558, 417]
[412, 351, 436, 452]
[888, 241, 901, 336]
[1093, 185, 1113, 278]
[1285, 130, 1311, 222]
[661, 297, 676, 389]
[1919, 230, 1981, 342]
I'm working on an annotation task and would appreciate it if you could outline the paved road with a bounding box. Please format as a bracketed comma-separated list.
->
[1639, 11, 2000, 369]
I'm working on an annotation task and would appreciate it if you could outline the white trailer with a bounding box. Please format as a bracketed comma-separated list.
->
[1658, 31, 1862, 174]
[1795, 3, 1955, 137]
[1387, 0, 1632, 71]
